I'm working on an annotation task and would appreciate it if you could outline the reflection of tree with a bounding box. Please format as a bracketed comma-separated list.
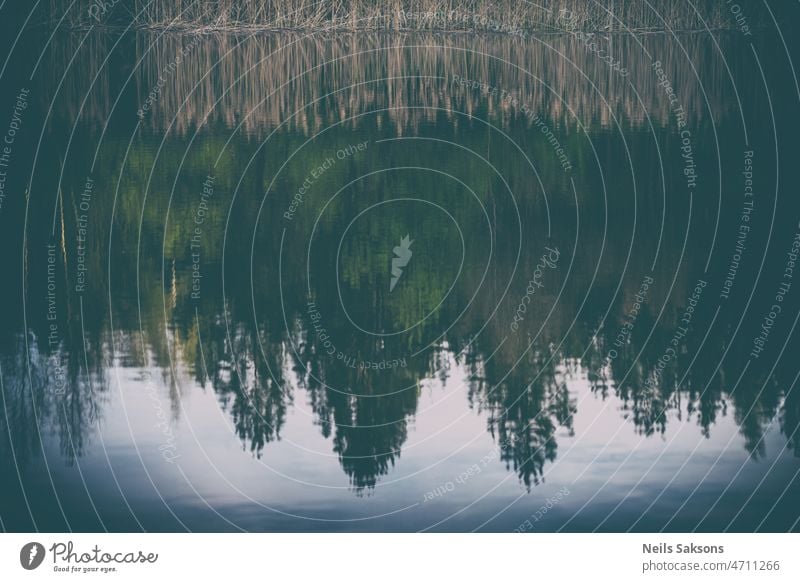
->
[0, 330, 104, 470]
[0, 339, 44, 470]
[4, 28, 796, 494]
[781, 379, 800, 458]
[214, 324, 291, 457]
[291, 281, 427, 491]
[302, 366, 419, 493]
[729, 371, 783, 459]
[468, 345, 576, 489]
[6, 205, 798, 490]
[583, 294, 793, 460]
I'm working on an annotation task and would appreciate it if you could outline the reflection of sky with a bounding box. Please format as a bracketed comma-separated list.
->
[32, 354, 800, 532]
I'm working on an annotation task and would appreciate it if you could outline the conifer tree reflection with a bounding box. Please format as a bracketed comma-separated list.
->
[468, 343, 576, 489]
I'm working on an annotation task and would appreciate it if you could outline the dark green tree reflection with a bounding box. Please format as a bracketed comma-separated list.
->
[2, 30, 799, 499]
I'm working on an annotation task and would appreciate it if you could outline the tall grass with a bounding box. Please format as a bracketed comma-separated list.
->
[56, 0, 761, 33]
[51, 31, 749, 137]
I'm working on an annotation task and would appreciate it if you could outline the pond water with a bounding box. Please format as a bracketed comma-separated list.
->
[1, 28, 799, 532]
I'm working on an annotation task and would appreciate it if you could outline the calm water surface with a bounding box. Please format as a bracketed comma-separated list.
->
[1, 29, 799, 531]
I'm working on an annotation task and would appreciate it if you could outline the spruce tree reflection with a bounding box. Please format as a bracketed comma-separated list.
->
[1, 28, 796, 498]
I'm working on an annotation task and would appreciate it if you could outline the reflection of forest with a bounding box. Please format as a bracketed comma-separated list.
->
[1, 31, 797, 494]
[2, 126, 797, 493]
[3, 238, 798, 494]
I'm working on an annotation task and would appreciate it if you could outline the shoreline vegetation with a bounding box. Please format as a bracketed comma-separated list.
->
[59, 0, 763, 34]
[52, 32, 738, 136]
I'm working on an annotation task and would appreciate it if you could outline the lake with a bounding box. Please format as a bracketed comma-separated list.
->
[1, 28, 799, 532]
